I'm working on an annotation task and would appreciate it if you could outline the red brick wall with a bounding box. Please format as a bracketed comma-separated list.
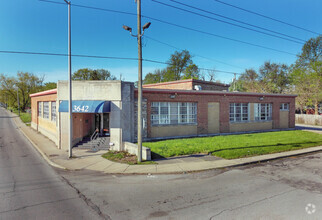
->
[143, 79, 230, 91]
[138, 90, 296, 138]
[31, 93, 57, 124]
[143, 81, 193, 90]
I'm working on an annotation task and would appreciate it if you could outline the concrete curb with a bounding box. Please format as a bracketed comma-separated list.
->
[10, 111, 67, 170]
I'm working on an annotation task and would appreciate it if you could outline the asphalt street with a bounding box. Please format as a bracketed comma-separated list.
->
[0, 108, 102, 219]
[1, 107, 322, 220]
[60, 152, 322, 220]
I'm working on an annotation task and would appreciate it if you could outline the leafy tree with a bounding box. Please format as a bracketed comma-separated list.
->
[41, 82, 57, 91]
[234, 62, 290, 94]
[143, 50, 199, 84]
[234, 68, 261, 92]
[182, 63, 200, 79]
[16, 72, 44, 111]
[72, 68, 116, 80]
[259, 61, 290, 94]
[143, 69, 165, 84]
[0, 72, 44, 111]
[165, 50, 199, 81]
[290, 36, 322, 114]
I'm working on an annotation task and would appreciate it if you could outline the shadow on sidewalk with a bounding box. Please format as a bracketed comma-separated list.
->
[296, 126, 322, 131]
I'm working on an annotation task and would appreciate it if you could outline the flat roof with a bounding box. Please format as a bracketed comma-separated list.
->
[137, 88, 297, 98]
[143, 79, 230, 87]
[30, 89, 57, 97]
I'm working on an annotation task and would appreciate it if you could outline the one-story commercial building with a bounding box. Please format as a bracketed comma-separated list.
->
[30, 79, 296, 160]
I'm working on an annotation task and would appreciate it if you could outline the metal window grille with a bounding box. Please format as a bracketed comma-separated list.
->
[255, 103, 272, 121]
[151, 102, 197, 125]
[38, 102, 42, 118]
[280, 103, 289, 110]
[229, 103, 249, 122]
[51, 101, 56, 121]
[43, 102, 50, 119]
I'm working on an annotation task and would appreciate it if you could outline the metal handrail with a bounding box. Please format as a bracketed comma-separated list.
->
[90, 129, 98, 141]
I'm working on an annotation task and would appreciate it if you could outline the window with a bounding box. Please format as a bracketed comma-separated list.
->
[151, 102, 197, 125]
[229, 103, 249, 122]
[38, 102, 42, 117]
[43, 102, 49, 119]
[254, 103, 272, 121]
[51, 101, 56, 121]
[280, 103, 289, 111]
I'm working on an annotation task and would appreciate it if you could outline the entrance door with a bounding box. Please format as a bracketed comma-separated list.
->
[208, 102, 220, 133]
[95, 114, 101, 131]
[103, 113, 110, 136]
[94, 113, 110, 136]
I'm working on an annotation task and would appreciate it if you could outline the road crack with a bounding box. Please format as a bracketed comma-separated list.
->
[209, 188, 296, 219]
[0, 197, 77, 214]
[61, 176, 111, 220]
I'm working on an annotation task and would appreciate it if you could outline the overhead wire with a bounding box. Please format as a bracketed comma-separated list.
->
[144, 35, 245, 69]
[38, 0, 297, 56]
[213, 0, 321, 35]
[168, 0, 306, 43]
[0, 50, 242, 75]
[152, 0, 304, 44]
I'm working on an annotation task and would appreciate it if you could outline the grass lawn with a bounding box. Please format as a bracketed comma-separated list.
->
[9, 108, 31, 125]
[102, 151, 157, 165]
[143, 130, 322, 159]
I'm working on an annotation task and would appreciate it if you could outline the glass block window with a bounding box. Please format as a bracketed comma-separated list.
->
[280, 103, 289, 111]
[151, 102, 197, 125]
[229, 103, 249, 122]
[51, 101, 56, 121]
[43, 102, 49, 119]
[38, 102, 42, 117]
[255, 103, 272, 121]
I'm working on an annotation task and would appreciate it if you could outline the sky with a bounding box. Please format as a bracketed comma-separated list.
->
[0, 0, 321, 84]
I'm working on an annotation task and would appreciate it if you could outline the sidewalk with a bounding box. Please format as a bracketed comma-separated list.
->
[11, 110, 322, 174]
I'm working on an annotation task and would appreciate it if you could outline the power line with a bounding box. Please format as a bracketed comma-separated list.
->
[143, 15, 297, 56]
[213, 0, 321, 35]
[168, 0, 306, 43]
[0, 50, 138, 60]
[39, 0, 298, 56]
[143, 58, 241, 75]
[39, 0, 137, 16]
[151, 0, 303, 44]
[0, 50, 241, 75]
[144, 35, 245, 69]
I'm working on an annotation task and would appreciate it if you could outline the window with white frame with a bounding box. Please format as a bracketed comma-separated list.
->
[229, 103, 249, 122]
[38, 102, 42, 117]
[151, 102, 197, 125]
[280, 103, 289, 111]
[51, 101, 56, 121]
[43, 102, 49, 119]
[254, 103, 272, 121]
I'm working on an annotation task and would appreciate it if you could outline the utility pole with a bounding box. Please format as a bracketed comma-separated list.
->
[64, 0, 73, 158]
[17, 88, 20, 116]
[137, 0, 143, 163]
[233, 73, 236, 91]
[122, 0, 151, 162]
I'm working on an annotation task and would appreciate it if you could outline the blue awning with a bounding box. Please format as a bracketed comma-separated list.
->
[58, 100, 111, 113]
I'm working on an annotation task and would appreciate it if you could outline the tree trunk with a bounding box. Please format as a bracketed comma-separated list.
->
[314, 101, 319, 115]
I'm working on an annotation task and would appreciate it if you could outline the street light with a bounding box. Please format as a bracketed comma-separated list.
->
[123, 0, 151, 162]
